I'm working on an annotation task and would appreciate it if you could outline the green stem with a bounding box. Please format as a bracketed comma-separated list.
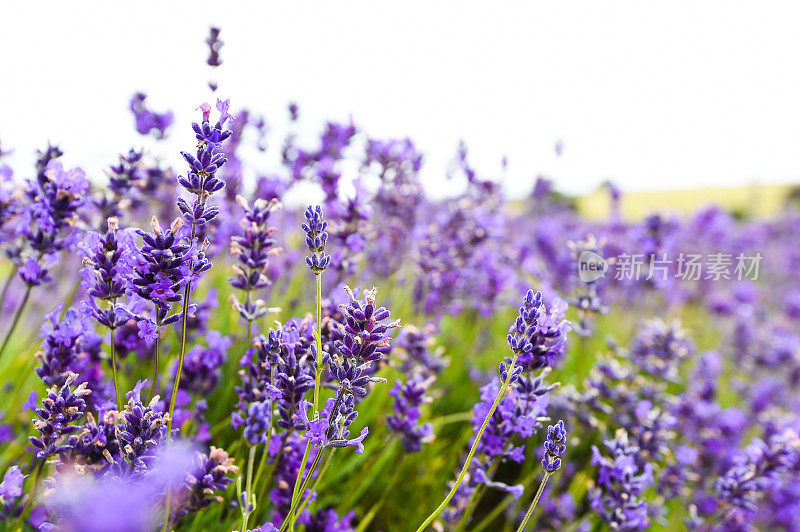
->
[161, 282, 192, 532]
[110, 328, 121, 410]
[0, 285, 32, 362]
[241, 444, 258, 532]
[516, 472, 552, 532]
[292, 448, 336, 521]
[471, 470, 537, 532]
[313, 272, 323, 413]
[455, 441, 512, 532]
[0, 264, 18, 309]
[149, 323, 161, 402]
[354, 456, 405, 532]
[285, 390, 345, 531]
[414, 353, 519, 532]
[281, 450, 324, 532]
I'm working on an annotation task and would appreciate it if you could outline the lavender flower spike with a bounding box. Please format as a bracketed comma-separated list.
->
[416, 289, 559, 532]
[302, 205, 331, 274]
[517, 420, 568, 532]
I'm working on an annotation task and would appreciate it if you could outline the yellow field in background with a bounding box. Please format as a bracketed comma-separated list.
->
[575, 183, 800, 220]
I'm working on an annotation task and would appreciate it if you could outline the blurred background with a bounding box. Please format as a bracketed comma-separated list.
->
[2, 1, 800, 215]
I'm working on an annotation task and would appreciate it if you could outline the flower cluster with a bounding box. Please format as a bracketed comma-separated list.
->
[590, 430, 654, 531]
[302, 205, 331, 274]
[228, 196, 282, 323]
[129, 92, 174, 139]
[30, 373, 91, 460]
[542, 420, 568, 473]
[386, 375, 434, 453]
[132, 216, 191, 337]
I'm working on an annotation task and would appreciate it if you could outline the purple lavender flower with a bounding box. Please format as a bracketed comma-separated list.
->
[179, 100, 233, 201]
[132, 216, 191, 330]
[590, 430, 654, 531]
[16, 160, 90, 286]
[229, 196, 282, 323]
[129, 93, 174, 139]
[714, 429, 800, 526]
[0, 466, 26, 520]
[175, 331, 230, 396]
[173, 446, 238, 520]
[30, 373, 91, 460]
[206, 26, 223, 67]
[92, 149, 143, 222]
[394, 323, 445, 377]
[34, 306, 93, 388]
[115, 380, 169, 476]
[302, 205, 331, 274]
[79, 218, 140, 330]
[542, 420, 567, 473]
[386, 375, 434, 453]
[507, 290, 571, 371]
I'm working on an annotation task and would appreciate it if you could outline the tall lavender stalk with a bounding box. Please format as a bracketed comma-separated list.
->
[79, 217, 139, 409]
[516, 420, 567, 531]
[287, 205, 331, 531]
[162, 99, 232, 532]
[415, 290, 549, 532]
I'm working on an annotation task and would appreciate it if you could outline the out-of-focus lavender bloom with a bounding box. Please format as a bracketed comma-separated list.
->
[304, 508, 355, 532]
[629, 319, 693, 381]
[394, 323, 445, 377]
[206, 26, 223, 67]
[714, 429, 800, 527]
[386, 375, 434, 453]
[92, 149, 143, 223]
[114, 380, 169, 476]
[229, 196, 282, 323]
[129, 93, 174, 139]
[173, 446, 238, 521]
[34, 305, 94, 388]
[175, 331, 230, 396]
[590, 430, 654, 531]
[0, 466, 26, 520]
[30, 373, 91, 460]
[44, 442, 197, 531]
[14, 159, 90, 286]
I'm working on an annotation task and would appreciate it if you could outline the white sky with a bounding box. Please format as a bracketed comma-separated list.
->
[2, 1, 800, 198]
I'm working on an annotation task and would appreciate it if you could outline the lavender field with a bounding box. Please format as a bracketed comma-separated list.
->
[1, 19, 800, 532]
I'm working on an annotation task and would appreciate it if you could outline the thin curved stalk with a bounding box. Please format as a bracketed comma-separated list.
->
[148, 325, 161, 402]
[110, 328, 121, 410]
[516, 472, 552, 532]
[284, 390, 345, 531]
[312, 272, 323, 413]
[162, 282, 192, 532]
[0, 285, 32, 362]
[0, 265, 18, 309]
[353, 456, 406, 532]
[240, 444, 258, 532]
[280, 450, 324, 532]
[292, 448, 336, 522]
[454, 442, 511, 532]
[471, 470, 537, 532]
[414, 353, 519, 532]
